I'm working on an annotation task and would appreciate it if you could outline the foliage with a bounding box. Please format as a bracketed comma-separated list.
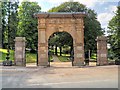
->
[48, 2, 103, 54]
[49, 32, 73, 47]
[17, 1, 41, 50]
[49, 2, 86, 12]
[108, 5, 120, 60]
[1, 1, 19, 49]
[90, 53, 97, 60]
[26, 52, 37, 63]
[84, 9, 103, 51]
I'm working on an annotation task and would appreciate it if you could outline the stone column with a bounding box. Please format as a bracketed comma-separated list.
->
[97, 36, 108, 65]
[74, 44, 84, 66]
[73, 18, 84, 66]
[14, 37, 26, 66]
[38, 18, 48, 66]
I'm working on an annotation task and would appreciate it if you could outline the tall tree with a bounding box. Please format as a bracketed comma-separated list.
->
[49, 2, 103, 55]
[1, 1, 19, 49]
[1, 2, 8, 48]
[9, 1, 19, 49]
[108, 3, 120, 60]
[17, 1, 41, 51]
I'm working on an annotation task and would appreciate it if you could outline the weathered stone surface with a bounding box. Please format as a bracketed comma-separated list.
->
[77, 46, 83, 50]
[76, 54, 83, 58]
[36, 12, 85, 66]
[15, 37, 26, 66]
[39, 31, 46, 43]
[97, 36, 108, 65]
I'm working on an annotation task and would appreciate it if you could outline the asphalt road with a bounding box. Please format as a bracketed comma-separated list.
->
[0, 65, 118, 88]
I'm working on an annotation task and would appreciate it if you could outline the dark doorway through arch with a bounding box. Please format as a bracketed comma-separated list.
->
[48, 31, 74, 67]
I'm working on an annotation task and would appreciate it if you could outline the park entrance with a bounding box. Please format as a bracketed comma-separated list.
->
[48, 31, 74, 67]
[14, 13, 108, 67]
[35, 12, 85, 66]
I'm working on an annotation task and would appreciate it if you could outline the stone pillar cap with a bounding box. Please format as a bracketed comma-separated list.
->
[96, 36, 107, 41]
[14, 37, 26, 42]
[34, 12, 86, 18]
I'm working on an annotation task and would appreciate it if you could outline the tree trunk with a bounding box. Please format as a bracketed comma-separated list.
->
[60, 46, 62, 56]
[55, 45, 57, 56]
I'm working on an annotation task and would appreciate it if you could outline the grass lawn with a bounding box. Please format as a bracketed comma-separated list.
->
[0, 48, 14, 63]
[58, 56, 70, 62]
[26, 52, 37, 63]
[91, 53, 97, 60]
[0, 48, 37, 63]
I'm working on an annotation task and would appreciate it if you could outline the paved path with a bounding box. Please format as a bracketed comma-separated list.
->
[52, 55, 60, 62]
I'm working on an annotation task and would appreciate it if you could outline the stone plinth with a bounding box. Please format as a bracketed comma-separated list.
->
[97, 36, 108, 65]
[35, 12, 85, 66]
[14, 37, 26, 66]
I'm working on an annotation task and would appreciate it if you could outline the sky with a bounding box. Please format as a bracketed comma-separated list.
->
[20, 0, 119, 35]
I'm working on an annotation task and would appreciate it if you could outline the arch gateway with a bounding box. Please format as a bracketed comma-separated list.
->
[35, 12, 85, 66]
[14, 12, 108, 66]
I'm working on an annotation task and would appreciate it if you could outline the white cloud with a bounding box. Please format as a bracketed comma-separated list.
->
[97, 5, 117, 35]
[97, 5, 117, 25]
[98, 13, 114, 25]
[108, 5, 117, 13]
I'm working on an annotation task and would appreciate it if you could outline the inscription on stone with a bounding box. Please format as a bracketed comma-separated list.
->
[40, 47, 45, 50]
[16, 47, 22, 51]
[17, 55, 22, 58]
[100, 54, 106, 57]
[40, 47, 46, 52]
[77, 46, 82, 50]
[41, 54, 46, 58]
[77, 54, 83, 58]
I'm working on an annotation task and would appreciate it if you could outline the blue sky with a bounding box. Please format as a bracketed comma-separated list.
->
[20, 0, 119, 35]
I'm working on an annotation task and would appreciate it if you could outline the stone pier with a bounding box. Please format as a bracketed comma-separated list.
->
[97, 36, 108, 65]
[14, 37, 26, 66]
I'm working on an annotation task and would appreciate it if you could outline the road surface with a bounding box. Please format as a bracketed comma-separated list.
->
[0, 64, 118, 88]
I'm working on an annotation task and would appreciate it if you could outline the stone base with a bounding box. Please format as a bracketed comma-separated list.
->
[73, 61, 84, 66]
[96, 62, 108, 66]
[38, 62, 48, 66]
[15, 61, 25, 66]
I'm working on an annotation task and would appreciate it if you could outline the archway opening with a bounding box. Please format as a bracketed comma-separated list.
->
[48, 31, 74, 67]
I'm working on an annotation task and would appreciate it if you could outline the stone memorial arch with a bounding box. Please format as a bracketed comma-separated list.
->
[35, 12, 85, 66]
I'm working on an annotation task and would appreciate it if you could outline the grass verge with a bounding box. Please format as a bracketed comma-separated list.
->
[58, 56, 70, 62]
[0, 49, 14, 62]
[0, 48, 37, 63]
